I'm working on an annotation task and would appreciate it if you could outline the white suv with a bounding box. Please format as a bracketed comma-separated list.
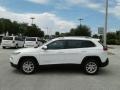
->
[1, 36, 24, 49]
[10, 37, 109, 75]
[24, 37, 43, 48]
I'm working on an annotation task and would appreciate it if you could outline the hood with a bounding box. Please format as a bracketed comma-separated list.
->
[14, 47, 39, 53]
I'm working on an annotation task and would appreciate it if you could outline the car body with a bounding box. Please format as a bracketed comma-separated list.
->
[24, 37, 43, 48]
[1, 36, 24, 49]
[10, 37, 109, 75]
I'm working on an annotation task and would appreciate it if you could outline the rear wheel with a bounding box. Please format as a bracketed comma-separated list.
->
[83, 60, 99, 75]
[15, 44, 18, 49]
[20, 58, 38, 74]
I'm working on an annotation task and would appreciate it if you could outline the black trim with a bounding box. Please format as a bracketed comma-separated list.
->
[100, 58, 109, 67]
[10, 62, 18, 69]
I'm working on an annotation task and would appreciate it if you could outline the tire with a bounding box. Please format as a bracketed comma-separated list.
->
[20, 58, 38, 74]
[15, 44, 18, 49]
[2, 46, 6, 49]
[22, 45, 24, 48]
[83, 60, 99, 75]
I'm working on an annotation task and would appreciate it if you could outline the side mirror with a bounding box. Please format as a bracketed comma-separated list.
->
[42, 46, 47, 50]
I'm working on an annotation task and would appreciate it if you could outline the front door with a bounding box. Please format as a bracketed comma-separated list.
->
[40, 40, 67, 65]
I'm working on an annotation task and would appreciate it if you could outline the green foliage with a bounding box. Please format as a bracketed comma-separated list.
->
[107, 39, 116, 45]
[107, 32, 117, 40]
[55, 32, 60, 37]
[60, 25, 91, 37]
[0, 18, 44, 37]
[92, 34, 99, 38]
[70, 25, 91, 36]
[24, 24, 44, 37]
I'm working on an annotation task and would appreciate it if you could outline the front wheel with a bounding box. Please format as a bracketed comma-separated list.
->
[20, 59, 37, 74]
[83, 60, 99, 75]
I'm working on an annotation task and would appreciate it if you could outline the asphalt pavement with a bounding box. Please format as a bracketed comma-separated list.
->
[0, 46, 120, 90]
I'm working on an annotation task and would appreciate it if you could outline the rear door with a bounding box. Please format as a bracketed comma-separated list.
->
[61, 40, 84, 64]
[60, 40, 96, 64]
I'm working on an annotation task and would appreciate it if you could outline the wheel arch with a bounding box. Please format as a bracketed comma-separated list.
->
[81, 56, 102, 66]
[18, 56, 39, 68]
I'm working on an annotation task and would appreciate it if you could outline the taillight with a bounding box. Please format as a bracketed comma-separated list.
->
[12, 41, 15, 43]
[103, 46, 108, 51]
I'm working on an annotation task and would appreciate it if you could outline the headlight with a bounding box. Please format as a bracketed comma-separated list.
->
[13, 52, 21, 55]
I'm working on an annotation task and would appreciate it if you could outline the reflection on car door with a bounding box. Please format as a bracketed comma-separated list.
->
[40, 40, 67, 65]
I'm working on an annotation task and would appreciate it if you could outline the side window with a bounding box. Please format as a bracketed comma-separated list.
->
[66, 40, 96, 49]
[15, 37, 19, 41]
[81, 40, 96, 48]
[15, 37, 24, 41]
[67, 40, 82, 49]
[47, 40, 66, 50]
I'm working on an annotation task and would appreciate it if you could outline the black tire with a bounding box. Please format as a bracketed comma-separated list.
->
[83, 60, 99, 75]
[20, 58, 38, 74]
[15, 44, 18, 49]
[22, 45, 24, 48]
[2, 46, 6, 49]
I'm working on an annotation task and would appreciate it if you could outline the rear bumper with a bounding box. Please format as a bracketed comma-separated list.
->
[1, 43, 16, 47]
[100, 58, 109, 67]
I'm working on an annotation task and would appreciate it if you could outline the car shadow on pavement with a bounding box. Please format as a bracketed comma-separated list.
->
[98, 68, 112, 76]
[11, 65, 112, 76]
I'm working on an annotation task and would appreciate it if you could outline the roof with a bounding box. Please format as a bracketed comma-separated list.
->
[54, 37, 100, 41]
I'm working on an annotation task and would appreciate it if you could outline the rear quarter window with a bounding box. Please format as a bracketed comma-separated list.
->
[66, 40, 96, 49]
[26, 38, 36, 41]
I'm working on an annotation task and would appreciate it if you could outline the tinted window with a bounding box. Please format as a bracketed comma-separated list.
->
[67, 40, 82, 49]
[81, 40, 95, 48]
[47, 40, 66, 50]
[26, 38, 36, 41]
[66, 40, 95, 49]
[3, 37, 13, 40]
[15, 37, 20, 41]
[15, 37, 24, 41]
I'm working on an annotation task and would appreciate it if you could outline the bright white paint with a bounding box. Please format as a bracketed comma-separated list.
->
[24, 37, 43, 48]
[1, 36, 24, 48]
[10, 37, 108, 65]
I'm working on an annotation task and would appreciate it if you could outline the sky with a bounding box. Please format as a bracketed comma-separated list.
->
[0, 0, 120, 34]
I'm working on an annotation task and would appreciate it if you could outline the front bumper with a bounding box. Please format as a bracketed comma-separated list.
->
[100, 58, 109, 67]
[10, 62, 18, 69]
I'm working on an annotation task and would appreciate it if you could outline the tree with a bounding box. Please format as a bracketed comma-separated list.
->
[0, 18, 13, 35]
[92, 34, 99, 38]
[107, 32, 116, 40]
[24, 24, 44, 37]
[0, 18, 44, 37]
[116, 31, 120, 40]
[69, 25, 91, 36]
[55, 32, 60, 37]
